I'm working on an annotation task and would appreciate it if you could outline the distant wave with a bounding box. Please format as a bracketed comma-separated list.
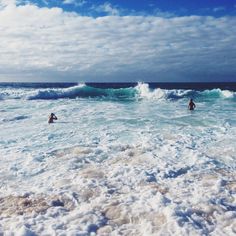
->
[0, 83, 235, 101]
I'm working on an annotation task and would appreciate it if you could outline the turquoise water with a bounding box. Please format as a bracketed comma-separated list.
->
[0, 83, 236, 235]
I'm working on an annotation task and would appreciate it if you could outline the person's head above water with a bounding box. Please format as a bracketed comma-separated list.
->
[48, 113, 57, 123]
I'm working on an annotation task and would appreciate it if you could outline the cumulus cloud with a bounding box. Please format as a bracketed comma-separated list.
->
[0, 3, 236, 82]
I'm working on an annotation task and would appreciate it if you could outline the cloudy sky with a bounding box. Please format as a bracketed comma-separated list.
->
[0, 0, 236, 82]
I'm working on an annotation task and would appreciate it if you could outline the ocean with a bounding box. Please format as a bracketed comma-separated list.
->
[0, 82, 236, 235]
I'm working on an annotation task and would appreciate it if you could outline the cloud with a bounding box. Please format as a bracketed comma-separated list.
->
[0, 3, 236, 82]
[91, 2, 120, 16]
[0, 0, 16, 7]
[63, 0, 75, 4]
[62, 0, 87, 7]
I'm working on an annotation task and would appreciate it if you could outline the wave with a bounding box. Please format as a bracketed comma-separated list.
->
[27, 84, 137, 100]
[135, 83, 197, 100]
[200, 89, 234, 99]
[1, 83, 235, 101]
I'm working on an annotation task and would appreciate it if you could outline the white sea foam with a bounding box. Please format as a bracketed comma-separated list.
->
[221, 90, 234, 98]
[0, 85, 236, 235]
[135, 83, 166, 100]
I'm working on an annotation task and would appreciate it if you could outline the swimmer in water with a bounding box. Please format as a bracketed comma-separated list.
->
[48, 113, 57, 124]
[188, 99, 196, 110]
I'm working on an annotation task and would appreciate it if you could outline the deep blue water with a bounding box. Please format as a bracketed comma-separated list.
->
[0, 82, 236, 90]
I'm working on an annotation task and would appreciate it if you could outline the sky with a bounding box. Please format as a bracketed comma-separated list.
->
[0, 0, 236, 82]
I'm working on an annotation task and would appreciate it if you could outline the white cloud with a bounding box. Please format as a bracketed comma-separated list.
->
[0, 3, 236, 82]
[0, 0, 16, 7]
[62, 0, 86, 7]
[92, 2, 120, 16]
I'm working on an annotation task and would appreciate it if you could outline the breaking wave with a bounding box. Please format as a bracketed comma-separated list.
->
[1, 83, 235, 101]
[27, 84, 136, 100]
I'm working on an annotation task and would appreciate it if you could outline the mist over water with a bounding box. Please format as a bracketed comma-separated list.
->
[0, 83, 236, 235]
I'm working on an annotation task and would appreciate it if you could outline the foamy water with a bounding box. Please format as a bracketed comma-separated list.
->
[0, 83, 236, 235]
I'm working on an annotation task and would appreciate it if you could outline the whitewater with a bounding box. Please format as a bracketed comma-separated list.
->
[0, 83, 236, 235]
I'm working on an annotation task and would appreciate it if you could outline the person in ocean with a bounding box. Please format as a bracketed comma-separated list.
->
[188, 99, 196, 110]
[48, 113, 57, 124]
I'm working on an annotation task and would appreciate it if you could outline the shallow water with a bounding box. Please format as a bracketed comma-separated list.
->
[0, 83, 236, 235]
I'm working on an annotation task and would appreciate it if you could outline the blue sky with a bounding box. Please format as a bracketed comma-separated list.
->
[0, 0, 236, 82]
[17, 0, 236, 17]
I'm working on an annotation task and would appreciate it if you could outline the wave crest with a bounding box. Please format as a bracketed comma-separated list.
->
[0, 83, 234, 101]
[27, 83, 137, 100]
